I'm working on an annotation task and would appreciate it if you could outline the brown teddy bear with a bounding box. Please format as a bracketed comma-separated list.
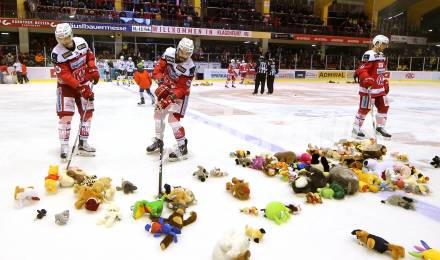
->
[92, 177, 115, 202]
[150, 208, 197, 250]
[75, 186, 103, 211]
[165, 185, 197, 210]
[226, 177, 250, 200]
[67, 167, 97, 186]
[274, 151, 296, 164]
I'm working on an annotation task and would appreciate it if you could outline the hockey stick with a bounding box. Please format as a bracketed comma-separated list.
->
[157, 107, 165, 197]
[367, 90, 377, 141]
[65, 84, 93, 170]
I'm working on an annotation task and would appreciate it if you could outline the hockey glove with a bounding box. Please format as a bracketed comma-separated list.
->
[157, 94, 176, 109]
[87, 66, 100, 84]
[155, 84, 170, 100]
[78, 82, 94, 101]
[361, 77, 375, 89]
[384, 79, 389, 94]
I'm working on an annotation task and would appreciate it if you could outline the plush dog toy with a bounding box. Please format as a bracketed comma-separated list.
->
[116, 179, 137, 194]
[431, 156, 440, 168]
[149, 208, 197, 250]
[226, 177, 250, 200]
[213, 230, 251, 260]
[261, 201, 292, 225]
[14, 186, 40, 208]
[97, 203, 122, 227]
[55, 210, 70, 225]
[381, 195, 415, 210]
[210, 167, 229, 177]
[193, 165, 209, 182]
[409, 240, 440, 259]
[74, 186, 103, 211]
[351, 229, 405, 260]
[245, 225, 266, 243]
[45, 165, 60, 193]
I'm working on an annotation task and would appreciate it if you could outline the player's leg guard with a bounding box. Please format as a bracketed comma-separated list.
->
[375, 96, 391, 138]
[58, 116, 72, 159]
[154, 109, 165, 140]
[353, 95, 370, 138]
[168, 113, 188, 160]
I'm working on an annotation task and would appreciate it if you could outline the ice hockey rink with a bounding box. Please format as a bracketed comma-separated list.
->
[0, 80, 439, 260]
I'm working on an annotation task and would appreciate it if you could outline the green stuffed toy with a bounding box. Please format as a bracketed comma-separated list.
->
[261, 201, 291, 225]
[317, 184, 334, 199]
[330, 182, 345, 199]
[132, 195, 166, 219]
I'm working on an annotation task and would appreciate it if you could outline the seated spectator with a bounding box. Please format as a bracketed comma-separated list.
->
[35, 53, 45, 65]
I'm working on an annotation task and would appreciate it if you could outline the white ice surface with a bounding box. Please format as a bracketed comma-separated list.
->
[0, 81, 439, 260]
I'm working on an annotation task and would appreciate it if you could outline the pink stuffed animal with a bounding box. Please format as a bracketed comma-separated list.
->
[299, 153, 312, 165]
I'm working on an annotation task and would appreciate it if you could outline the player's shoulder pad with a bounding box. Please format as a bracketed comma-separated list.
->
[162, 47, 176, 63]
[73, 37, 88, 51]
[177, 58, 195, 77]
[51, 44, 67, 64]
[362, 50, 385, 62]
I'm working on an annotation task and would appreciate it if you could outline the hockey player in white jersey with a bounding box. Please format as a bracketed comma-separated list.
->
[115, 55, 126, 86]
[126, 57, 135, 86]
[103, 60, 111, 82]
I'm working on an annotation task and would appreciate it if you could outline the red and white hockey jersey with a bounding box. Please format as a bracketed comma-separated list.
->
[152, 47, 196, 99]
[227, 63, 237, 76]
[355, 50, 387, 97]
[239, 62, 249, 74]
[51, 37, 96, 94]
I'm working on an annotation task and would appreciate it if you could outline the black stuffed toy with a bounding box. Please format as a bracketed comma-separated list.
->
[431, 156, 440, 168]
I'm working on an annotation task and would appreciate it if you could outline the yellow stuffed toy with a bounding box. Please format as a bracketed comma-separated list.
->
[45, 165, 60, 194]
[353, 169, 382, 193]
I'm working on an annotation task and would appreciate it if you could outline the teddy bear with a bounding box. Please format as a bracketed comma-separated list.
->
[193, 165, 209, 182]
[310, 153, 330, 173]
[236, 157, 252, 167]
[261, 201, 292, 225]
[358, 143, 387, 159]
[55, 210, 70, 225]
[210, 167, 229, 177]
[226, 178, 250, 200]
[351, 229, 405, 260]
[251, 156, 266, 170]
[329, 165, 359, 195]
[14, 186, 40, 208]
[299, 153, 312, 165]
[59, 170, 75, 187]
[306, 192, 322, 204]
[116, 179, 137, 194]
[431, 156, 440, 168]
[363, 159, 395, 175]
[67, 167, 97, 187]
[45, 165, 60, 193]
[245, 225, 266, 243]
[97, 203, 122, 227]
[352, 169, 382, 193]
[213, 230, 251, 260]
[274, 151, 297, 164]
[230, 150, 251, 159]
[164, 184, 197, 210]
[92, 177, 116, 201]
[75, 186, 103, 211]
[291, 170, 313, 194]
[149, 208, 197, 250]
[391, 152, 409, 162]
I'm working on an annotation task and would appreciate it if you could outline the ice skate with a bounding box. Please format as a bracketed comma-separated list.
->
[77, 140, 96, 157]
[352, 128, 366, 139]
[168, 139, 188, 162]
[146, 138, 163, 154]
[376, 127, 391, 139]
[60, 144, 69, 161]
[138, 97, 145, 106]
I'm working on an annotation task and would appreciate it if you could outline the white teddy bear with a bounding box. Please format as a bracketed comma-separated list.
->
[96, 203, 122, 227]
[213, 230, 251, 260]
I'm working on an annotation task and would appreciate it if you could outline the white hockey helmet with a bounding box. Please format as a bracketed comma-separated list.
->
[231, 59, 235, 63]
[372, 35, 389, 46]
[242, 60, 245, 63]
[120, 55, 124, 60]
[176, 37, 194, 60]
[55, 23, 73, 45]
[128, 57, 132, 61]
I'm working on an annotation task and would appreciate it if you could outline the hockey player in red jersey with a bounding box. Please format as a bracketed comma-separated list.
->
[146, 38, 196, 161]
[225, 59, 237, 88]
[239, 60, 249, 84]
[51, 23, 100, 159]
[352, 35, 391, 139]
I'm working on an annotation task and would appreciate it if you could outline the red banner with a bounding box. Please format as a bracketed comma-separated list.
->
[293, 34, 371, 44]
[0, 18, 58, 28]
